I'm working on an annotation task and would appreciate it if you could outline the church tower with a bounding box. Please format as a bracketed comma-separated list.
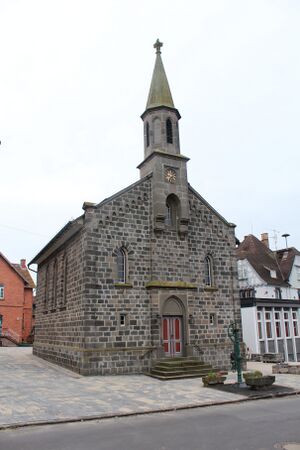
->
[138, 40, 190, 236]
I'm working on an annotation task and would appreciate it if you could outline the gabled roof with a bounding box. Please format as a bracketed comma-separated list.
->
[188, 184, 236, 228]
[236, 235, 288, 287]
[12, 264, 35, 288]
[0, 252, 35, 288]
[276, 247, 300, 280]
[30, 175, 152, 266]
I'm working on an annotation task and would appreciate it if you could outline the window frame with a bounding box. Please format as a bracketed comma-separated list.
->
[116, 248, 127, 284]
[0, 285, 4, 300]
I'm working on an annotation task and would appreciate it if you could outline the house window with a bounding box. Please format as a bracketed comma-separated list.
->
[275, 311, 282, 338]
[0, 285, 4, 299]
[284, 311, 290, 337]
[292, 310, 299, 337]
[296, 267, 300, 282]
[237, 264, 247, 280]
[240, 289, 255, 299]
[166, 118, 173, 144]
[275, 288, 282, 299]
[204, 256, 213, 287]
[257, 322, 262, 339]
[116, 248, 127, 283]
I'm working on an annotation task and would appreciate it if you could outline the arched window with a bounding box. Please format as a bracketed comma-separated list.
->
[275, 287, 282, 299]
[146, 122, 150, 147]
[166, 118, 173, 144]
[53, 260, 58, 308]
[204, 256, 213, 287]
[153, 118, 161, 144]
[45, 265, 49, 309]
[165, 194, 180, 228]
[116, 248, 127, 283]
[62, 254, 68, 305]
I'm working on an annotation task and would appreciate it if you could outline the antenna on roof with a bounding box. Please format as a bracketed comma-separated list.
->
[282, 233, 290, 249]
[270, 229, 280, 250]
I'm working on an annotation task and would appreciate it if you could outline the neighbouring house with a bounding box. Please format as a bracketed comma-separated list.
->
[29, 40, 240, 376]
[0, 253, 35, 345]
[237, 233, 300, 362]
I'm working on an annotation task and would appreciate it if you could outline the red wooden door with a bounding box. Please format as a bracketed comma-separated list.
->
[162, 316, 183, 357]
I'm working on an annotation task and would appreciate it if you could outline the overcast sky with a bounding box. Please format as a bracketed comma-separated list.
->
[1, 0, 299, 268]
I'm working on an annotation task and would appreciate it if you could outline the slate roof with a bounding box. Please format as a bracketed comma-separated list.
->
[276, 247, 300, 281]
[236, 234, 289, 287]
[146, 41, 175, 110]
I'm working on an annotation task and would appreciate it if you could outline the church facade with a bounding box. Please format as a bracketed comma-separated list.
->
[31, 41, 240, 375]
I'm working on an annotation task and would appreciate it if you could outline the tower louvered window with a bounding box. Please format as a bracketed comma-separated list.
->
[166, 118, 173, 143]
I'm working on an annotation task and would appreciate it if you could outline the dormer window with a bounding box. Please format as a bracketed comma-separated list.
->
[265, 266, 277, 278]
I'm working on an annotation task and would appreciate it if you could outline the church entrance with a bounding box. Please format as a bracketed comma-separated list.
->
[162, 316, 183, 357]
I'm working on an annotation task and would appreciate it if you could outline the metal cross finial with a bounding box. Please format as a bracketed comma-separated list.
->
[154, 39, 163, 54]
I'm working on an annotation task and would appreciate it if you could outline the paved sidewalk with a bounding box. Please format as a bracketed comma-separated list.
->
[0, 348, 300, 429]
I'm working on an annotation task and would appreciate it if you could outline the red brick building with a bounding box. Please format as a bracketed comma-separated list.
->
[0, 253, 35, 344]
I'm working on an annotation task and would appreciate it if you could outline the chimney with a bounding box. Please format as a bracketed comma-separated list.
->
[261, 233, 269, 248]
[20, 259, 26, 269]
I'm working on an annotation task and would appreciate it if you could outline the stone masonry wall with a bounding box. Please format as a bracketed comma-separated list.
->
[80, 177, 153, 375]
[33, 230, 86, 371]
[186, 188, 240, 369]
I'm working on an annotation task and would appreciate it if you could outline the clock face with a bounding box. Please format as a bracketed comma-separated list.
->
[165, 168, 176, 183]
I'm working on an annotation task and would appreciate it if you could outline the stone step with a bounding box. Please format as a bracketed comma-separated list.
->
[148, 357, 222, 380]
[150, 367, 213, 377]
[156, 358, 200, 365]
[155, 361, 209, 368]
[149, 372, 208, 381]
[153, 363, 212, 372]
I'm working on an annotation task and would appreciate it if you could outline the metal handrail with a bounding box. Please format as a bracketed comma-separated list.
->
[1, 328, 22, 343]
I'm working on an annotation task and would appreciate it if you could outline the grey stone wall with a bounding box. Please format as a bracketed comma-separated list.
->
[33, 175, 240, 374]
[33, 230, 86, 371]
[79, 177, 153, 375]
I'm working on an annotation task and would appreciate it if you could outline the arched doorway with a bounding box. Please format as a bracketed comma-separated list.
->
[162, 297, 185, 357]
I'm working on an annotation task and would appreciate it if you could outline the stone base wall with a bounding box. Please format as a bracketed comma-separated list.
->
[33, 344, 83, 373]
[33, 344, 153, 375]
[80, 348, 153, 376]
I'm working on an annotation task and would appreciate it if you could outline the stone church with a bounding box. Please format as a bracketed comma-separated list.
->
[31, 40, 240, 376]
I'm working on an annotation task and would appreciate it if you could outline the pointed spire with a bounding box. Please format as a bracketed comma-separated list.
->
[146, 39, 174, 109]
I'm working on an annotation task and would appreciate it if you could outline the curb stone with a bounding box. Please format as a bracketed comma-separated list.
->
[1, 389, 299, 431]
